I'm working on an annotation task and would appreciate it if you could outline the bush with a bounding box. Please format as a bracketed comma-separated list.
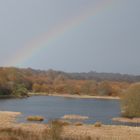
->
[27, 116, 44, 121]
[121, 83, 140, 118]
[75, 122, 83, 126]
[0, 87, 11, 96]
[97, 81, 113, 96]
[12, 84, 28, 97]
[94, 122, 102, 127]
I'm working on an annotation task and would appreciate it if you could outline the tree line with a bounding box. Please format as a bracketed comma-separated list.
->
[0, 67, 132, 97]
[0, 67, 140, 117]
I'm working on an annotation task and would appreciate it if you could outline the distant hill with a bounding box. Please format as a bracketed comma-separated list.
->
[20, 68, 140, 82]
[64, 71, 140, 82]
[21, 68, 140, 82]
[0, 67, 140, 82]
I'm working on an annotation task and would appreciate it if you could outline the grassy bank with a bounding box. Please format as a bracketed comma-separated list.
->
[0, 111, 140, 140]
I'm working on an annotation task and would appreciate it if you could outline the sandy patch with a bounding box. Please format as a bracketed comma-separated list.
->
[49, 94, 120, 100]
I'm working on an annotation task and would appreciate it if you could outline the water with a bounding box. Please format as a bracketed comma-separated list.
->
[0, 96, 139, 126]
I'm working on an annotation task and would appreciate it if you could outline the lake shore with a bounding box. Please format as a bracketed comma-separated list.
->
[29, 92, 120, 100]
[0, 111, 21, 126]
[48, 93, 120, 100]
[113, 117, 140, 123]
[0, 111, 140, 140]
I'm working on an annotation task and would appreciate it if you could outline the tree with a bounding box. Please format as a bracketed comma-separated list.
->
[64, 82, 78, 95]
[12, 84, 28, 97]
[0, 87, 11, 96]
[81, 80, 97, 95]
[32, 83, 41, 92]
[121, 83, 140, 118]
[97, 81, 113, 96]
[40, 84, 49, 92]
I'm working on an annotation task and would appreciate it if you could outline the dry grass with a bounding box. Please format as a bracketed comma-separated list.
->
[113, 117, 140, 123]
[0, 111, 21, 125]
[0, 111, 140, 140]
[0, 124, 140, 140]
[63, 125, 140, 140]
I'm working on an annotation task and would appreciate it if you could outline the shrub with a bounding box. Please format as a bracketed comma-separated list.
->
[121, 83, 140, 118]
[27, 116, 44, 121]
[12, 84, 28, 97]
[56, 120, 71, 126]
[97, 81, 113, 96]
[94, 122, 102, 127]
[75, 122, 83, 126]
[0, 87, 11, 96]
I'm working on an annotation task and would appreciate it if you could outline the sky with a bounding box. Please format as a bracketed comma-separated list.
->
[0, 0, 140, 75]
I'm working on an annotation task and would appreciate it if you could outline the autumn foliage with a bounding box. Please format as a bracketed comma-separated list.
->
[121, 83, 140, 118]
[0, 67, 131, 97]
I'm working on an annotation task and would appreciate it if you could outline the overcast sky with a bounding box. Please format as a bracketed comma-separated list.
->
[0, 0, 140, 74]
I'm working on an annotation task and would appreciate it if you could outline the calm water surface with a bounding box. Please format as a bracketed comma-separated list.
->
[0, 96, 138, 126]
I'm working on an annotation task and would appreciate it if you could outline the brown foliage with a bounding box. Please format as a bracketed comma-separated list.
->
[121, 83, 140, 118]
[0, 67, 131, 97]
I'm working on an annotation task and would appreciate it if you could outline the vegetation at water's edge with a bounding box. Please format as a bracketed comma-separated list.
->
[27, 116, 44, 121]
[0, 67, 133, 98]
[0, 119, 140, 140]
[0, 67, 140, 118]
[121, 83, 140, 118]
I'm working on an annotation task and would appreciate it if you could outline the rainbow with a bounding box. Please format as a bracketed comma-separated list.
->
[7, 0, 113, 67]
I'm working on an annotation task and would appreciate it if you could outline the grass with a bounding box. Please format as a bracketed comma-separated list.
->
[0, 120, 63, 140]
[0, 120, 140, 140]
[48, 120, 63, 140]
[0, 127, 140, 140]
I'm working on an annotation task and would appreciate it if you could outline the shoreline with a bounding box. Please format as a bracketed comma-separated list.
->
[0, 111, 140, 140]
[29, 92, 120, 100]
[0, 111, 21, 125]
[48, 94, 120, 100]
[113, 117, 140, 123]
